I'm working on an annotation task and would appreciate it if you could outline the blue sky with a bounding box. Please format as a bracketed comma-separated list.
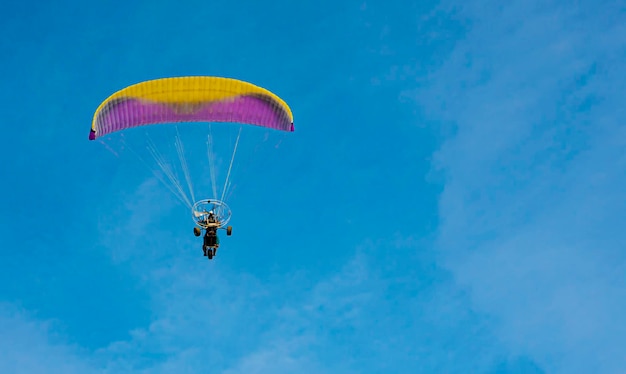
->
[1, 0, 625, 372]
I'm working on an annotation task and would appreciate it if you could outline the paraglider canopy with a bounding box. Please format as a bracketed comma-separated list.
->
[89, 76, 294, 141]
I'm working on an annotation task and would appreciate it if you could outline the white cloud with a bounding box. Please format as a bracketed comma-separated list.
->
[409, 0, 626, 372]
[0, 303, 99, 374]
[0, 233, 505, 373]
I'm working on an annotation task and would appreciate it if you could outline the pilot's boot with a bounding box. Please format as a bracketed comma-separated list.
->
[203, 246, 207, 256]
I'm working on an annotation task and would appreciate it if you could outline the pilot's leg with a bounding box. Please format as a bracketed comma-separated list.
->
[208, 234, 216, 246]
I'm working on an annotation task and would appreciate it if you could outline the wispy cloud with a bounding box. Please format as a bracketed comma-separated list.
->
[1, 221, 505, 373]
[0, 303, 98, 374]
[87, 233, 507, 373]
[408, 0, 626, 372]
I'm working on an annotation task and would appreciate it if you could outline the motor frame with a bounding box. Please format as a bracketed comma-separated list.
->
[192, 199, 232, 229]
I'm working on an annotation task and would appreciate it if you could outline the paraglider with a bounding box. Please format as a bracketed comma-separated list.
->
[192, 199, 232, 259]
[89, 76, 294, 260]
